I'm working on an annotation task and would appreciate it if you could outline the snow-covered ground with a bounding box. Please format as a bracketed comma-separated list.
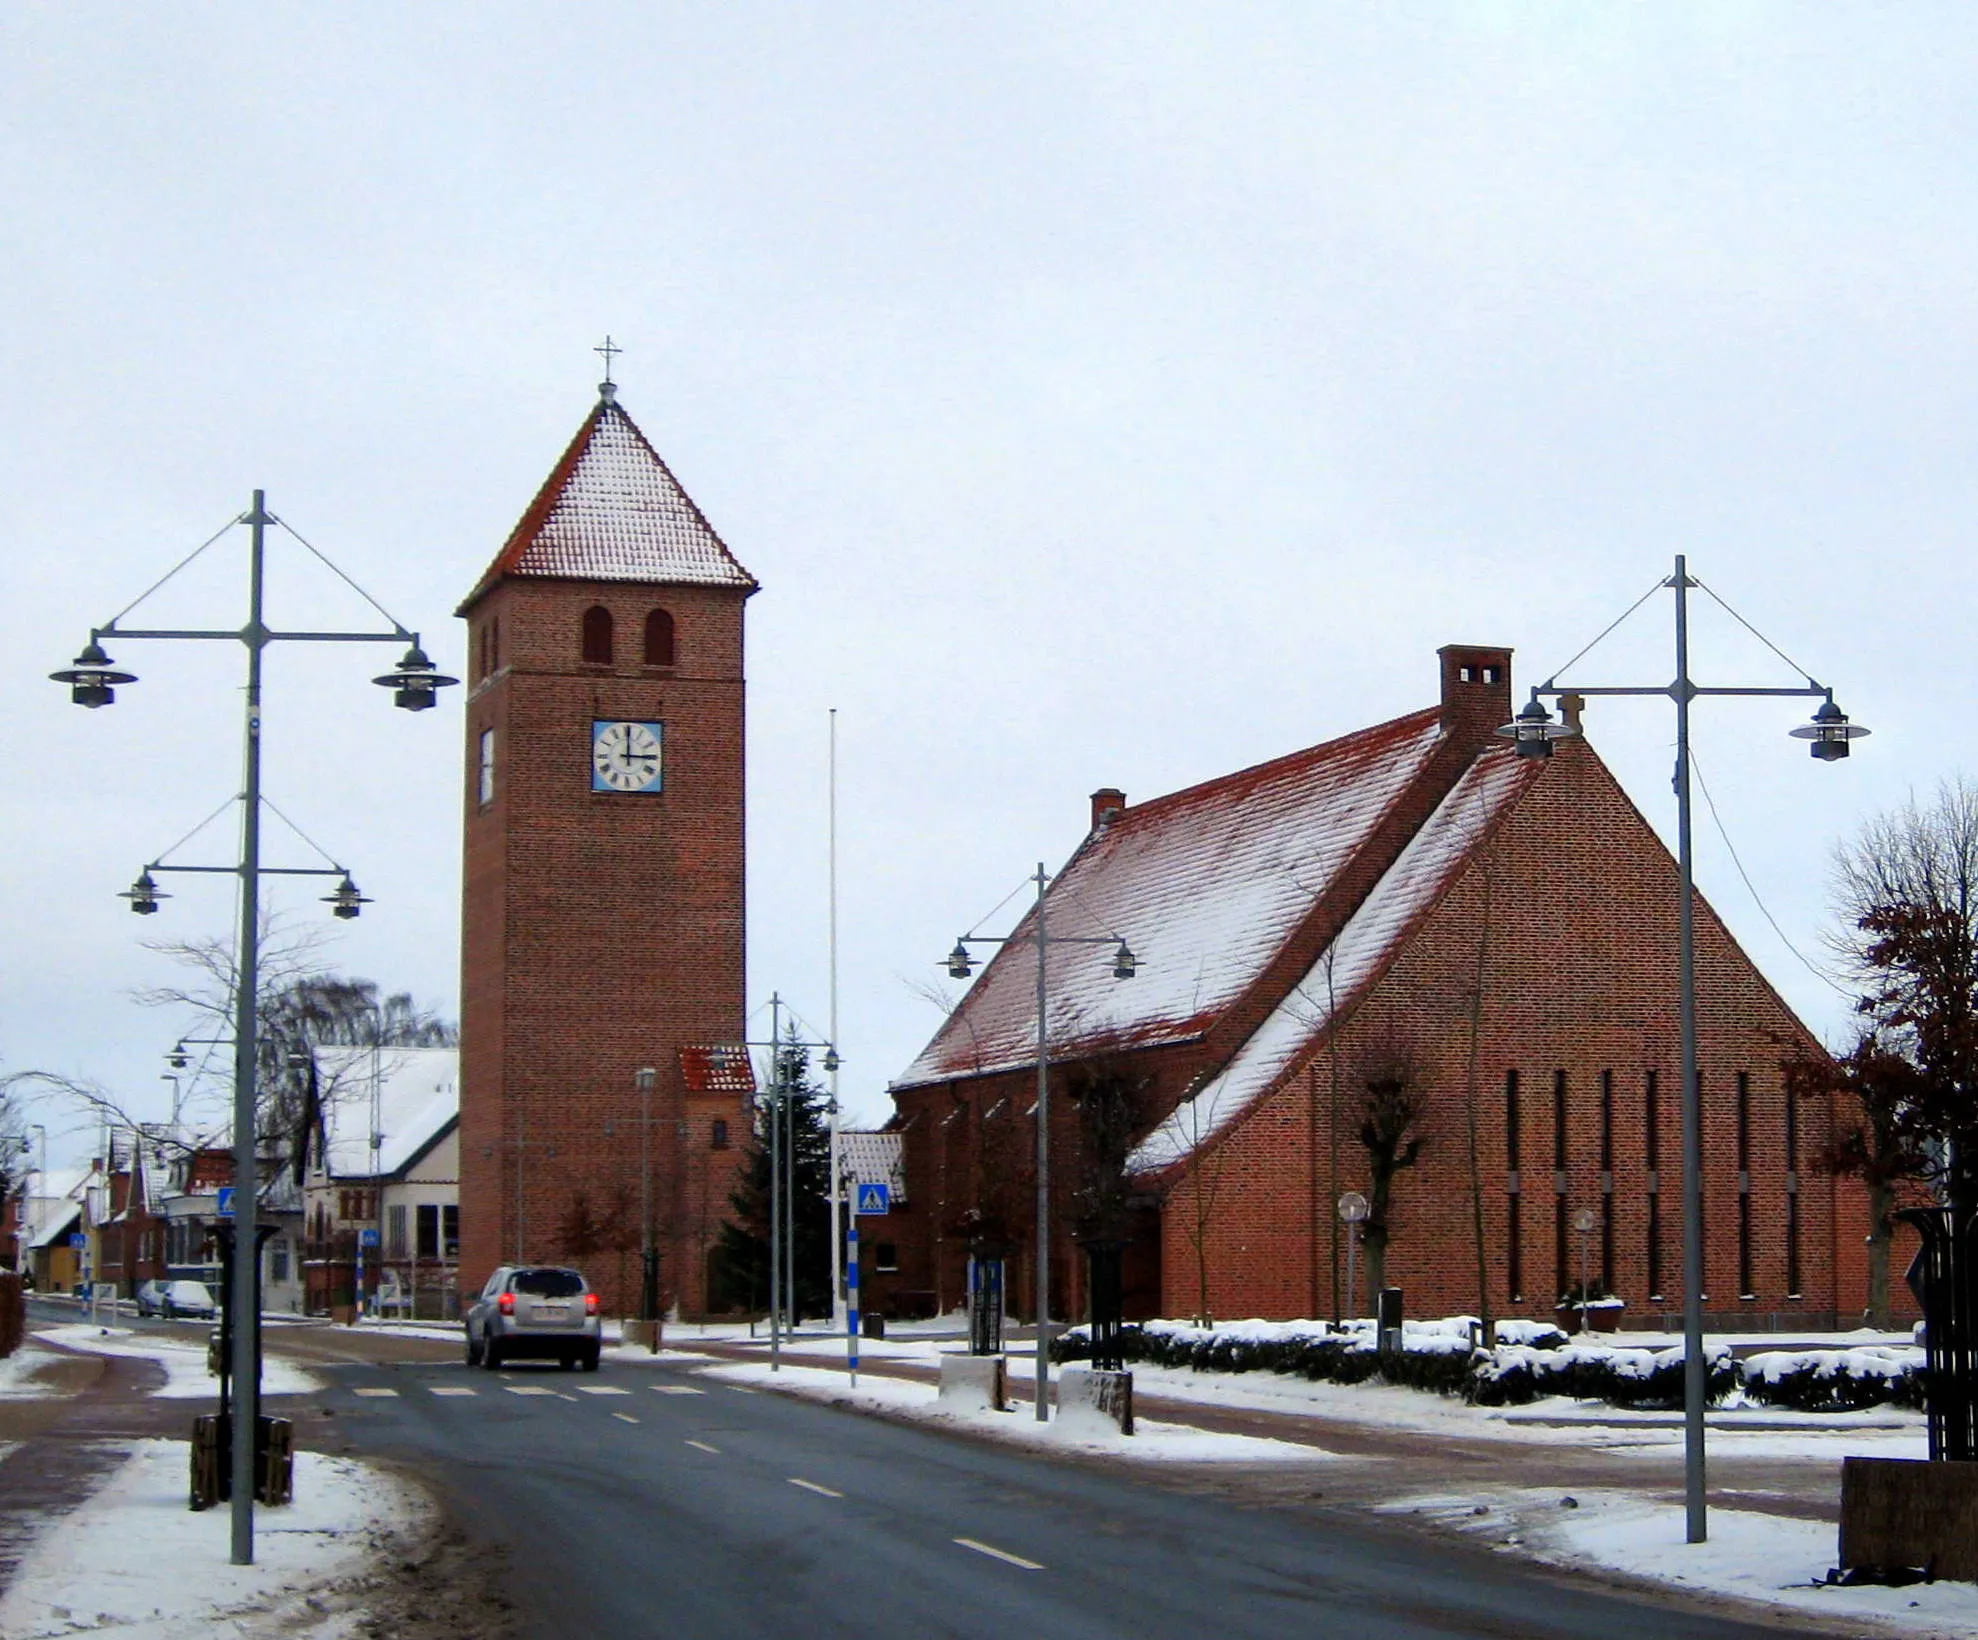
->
[0, 1439, 430, 1639]
[32, 1325, 319, 1399]
[690, 1330, 1929, 1459]
[1390, 1486, 1978, 1639]
[694, 1359, 1337, 1465]
[0, 1342, 75, 1400]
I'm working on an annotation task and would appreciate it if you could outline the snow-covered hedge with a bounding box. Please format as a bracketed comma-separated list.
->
[1738, 1346, 1925, 1412]
[1053, 1317, 1923, 1412]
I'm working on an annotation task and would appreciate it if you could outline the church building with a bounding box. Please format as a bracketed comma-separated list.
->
[877, 647, 1891, 1331]
[456, 378, 757, 1315]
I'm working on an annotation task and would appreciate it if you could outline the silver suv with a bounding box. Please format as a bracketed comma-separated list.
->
[466, 1265, 602, 1371]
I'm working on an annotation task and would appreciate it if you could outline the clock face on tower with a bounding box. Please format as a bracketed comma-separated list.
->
[591, 720, 665, 793]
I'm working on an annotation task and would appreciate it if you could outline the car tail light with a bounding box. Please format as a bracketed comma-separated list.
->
[498, 1292, 515, 1314]
[585, 1293, 600, 1314]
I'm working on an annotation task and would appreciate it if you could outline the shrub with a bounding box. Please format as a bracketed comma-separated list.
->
[1739, 1347, 1924, 1412]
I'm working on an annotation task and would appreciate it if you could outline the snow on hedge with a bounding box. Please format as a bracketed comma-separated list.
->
[1054, 1316, 1925, 1412]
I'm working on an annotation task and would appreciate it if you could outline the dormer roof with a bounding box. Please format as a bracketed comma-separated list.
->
[459, 391, 758, 614]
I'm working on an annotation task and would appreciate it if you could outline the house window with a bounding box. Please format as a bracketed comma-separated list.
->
[478, 728, 496, 805]
[416, 1203, 439, 1260]
[270, 1239, 290, 1283]
[386, 1204, 408, 1259]
[490, 616, 500, 673]
[581, 605, 614, 664]
[711, 1119, 730, 1151]
[442, 1205, 459, 1260]
[644, 609, 675, 666]
[1599, 1070, 1615, 1294]
[875, 1243, 899, 1272]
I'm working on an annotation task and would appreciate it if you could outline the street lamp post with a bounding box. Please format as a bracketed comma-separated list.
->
[634, 1067, 661, 1352]
[1572, 1206, 1598, 1335]
[49, 491, 454, 1565]
[1338, 1191, 1369, 1321]
[947, 864, 1138, 1422]
[1497, 554, 1864, 1544]
[741, 999, 839, 1372]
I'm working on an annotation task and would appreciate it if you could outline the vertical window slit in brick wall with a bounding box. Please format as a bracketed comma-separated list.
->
[1695, 1072, 1707, 1299]
[1505, 1070, 1522, 1303]
[1599, 1070, 1615, 1293]
[1553, 1070, 1568, 1305]
[1737, 1071, 1754, 1299]
[1645, 1070, 1662, 1301]
[1785, 1070, 1801, 1298]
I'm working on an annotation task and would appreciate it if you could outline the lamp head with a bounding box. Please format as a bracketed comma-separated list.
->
[823, 1046, 841, 1074]
[372, 642, 459, 712]
[121, 870, 166, 915]
[1789, 696, 1869, 762]
[323, 874, 371, 920]
[51, 640, 138, 708]
[945, 941, 976, 980]
[1111, 940, 1138, 980]
[1496, 695, 1578, 760]
[167, 1042, 190, 1071]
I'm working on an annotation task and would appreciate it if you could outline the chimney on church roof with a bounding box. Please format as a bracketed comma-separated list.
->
[1437, 644, 1515, 747]
[1090, 788, 1127, 831]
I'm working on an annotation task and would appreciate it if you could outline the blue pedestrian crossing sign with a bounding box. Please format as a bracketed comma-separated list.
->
[215, 1187, 236, 1219]
[855, 1182, 891, 1216]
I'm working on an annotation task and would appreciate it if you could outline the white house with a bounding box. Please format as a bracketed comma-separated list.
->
[304, 1046, 460, 1318]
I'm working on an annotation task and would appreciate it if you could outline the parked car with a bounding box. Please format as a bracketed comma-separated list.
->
[160, 1280, 218, 1320]
[465, 1265, 601, 1370]
[135, 1279, 172, 1318]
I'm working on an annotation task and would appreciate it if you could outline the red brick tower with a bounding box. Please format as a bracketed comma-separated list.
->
[456, 380, 757, 1315]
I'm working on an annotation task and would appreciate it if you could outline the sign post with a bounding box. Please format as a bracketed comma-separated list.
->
[356, 1227, 379, 1322]
[848, 1182, 889, 1388]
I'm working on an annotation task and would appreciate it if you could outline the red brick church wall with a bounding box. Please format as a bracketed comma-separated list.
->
[1161, 733, 1902, 1329]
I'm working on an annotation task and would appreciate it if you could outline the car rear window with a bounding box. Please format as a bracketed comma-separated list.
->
[510, 1268, 584, 1298]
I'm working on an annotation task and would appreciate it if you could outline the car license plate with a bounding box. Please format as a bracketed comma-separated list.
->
[538, 1302, 569, 1314]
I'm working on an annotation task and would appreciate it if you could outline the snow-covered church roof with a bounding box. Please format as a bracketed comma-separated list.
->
[896, 706, 1461, 1090]
[460, 388, 757, 611]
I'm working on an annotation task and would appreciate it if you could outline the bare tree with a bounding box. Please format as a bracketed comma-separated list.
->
[1829, 778, 1978, 1218]
[1354, 1034, 1428, 1299]
[1458, 801, 1500, 1346]
[1784, 1030, 1927, 1328]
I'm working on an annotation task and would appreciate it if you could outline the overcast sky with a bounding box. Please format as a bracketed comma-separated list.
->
[5, 5, 1970, 1166]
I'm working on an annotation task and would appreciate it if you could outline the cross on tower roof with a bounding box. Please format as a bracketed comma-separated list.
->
[595, 334, 623, 398]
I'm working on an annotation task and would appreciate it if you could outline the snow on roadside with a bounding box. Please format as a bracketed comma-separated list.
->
[693, 1359, 1340, 1464]
[32, 1325, 318, 1399]
[0, 1439, 431, 1639]
[0, 1342, 75, 1400]
[1388, 1486, 1978, 1639]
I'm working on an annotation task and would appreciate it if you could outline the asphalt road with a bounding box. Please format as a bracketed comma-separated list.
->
[318, 1352, 1822, 1640]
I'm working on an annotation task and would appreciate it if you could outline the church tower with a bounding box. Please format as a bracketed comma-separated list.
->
[457, 377, 757, 1315]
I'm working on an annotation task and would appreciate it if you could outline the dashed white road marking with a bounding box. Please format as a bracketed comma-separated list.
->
[724, 1385, 756, 1394]
[650, 1384, 705, 1396]
[684, 1439, 721, 1455]
[429, 1386, 477, 1397]
[352, 1387, 399, 1398]
[506, 1386, 559, 1397]
[788, 1478, 843, 1498]
[577, 1385, 631, 1396]
[613, 1412, 640, 1425]
[954, 1538, 1044, 1571]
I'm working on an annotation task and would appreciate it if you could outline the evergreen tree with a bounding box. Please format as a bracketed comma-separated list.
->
[712, 1032, 834, 1319]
